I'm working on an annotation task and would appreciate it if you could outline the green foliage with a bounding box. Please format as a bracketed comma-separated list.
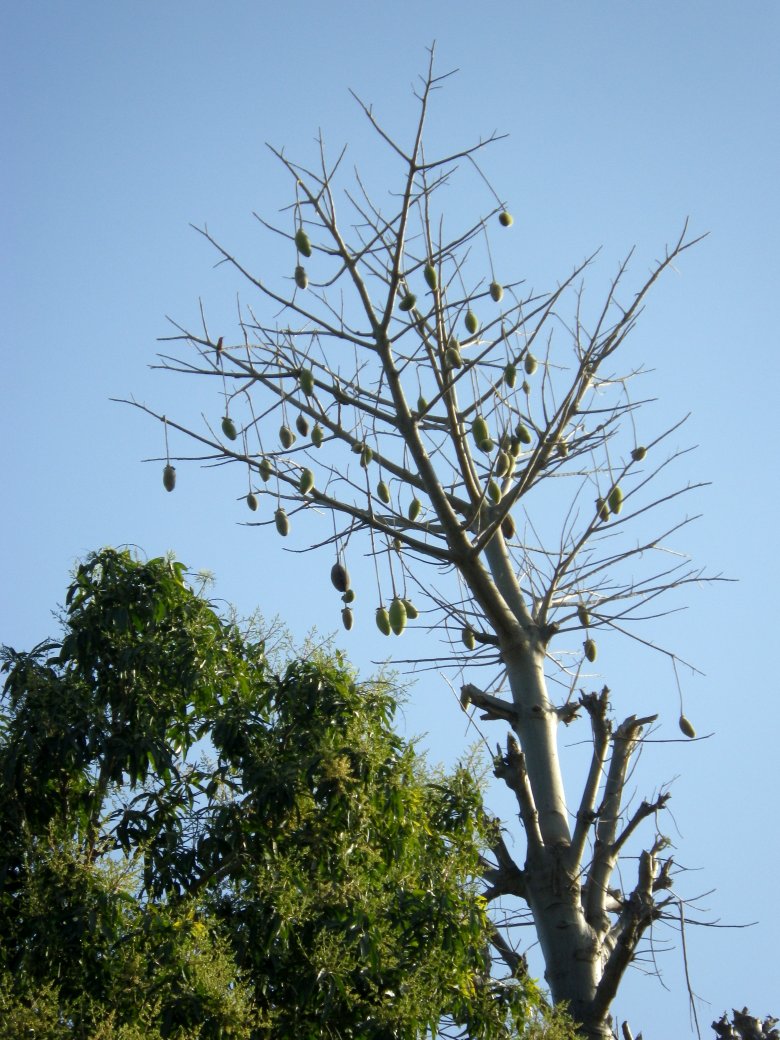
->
[0, 548, 568, 1039]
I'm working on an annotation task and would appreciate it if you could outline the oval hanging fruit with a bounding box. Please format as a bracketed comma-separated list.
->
[501, 513, 515, 540]
[360, 446, 373, 468]
[330, 562, 350, 593]
[246, 492, 258, 512]
[311, 424, 324, 448]
[465, 309, 479, 335]
[294, 265, 308, 290]
[343, 588, 355, 604]
[608, 485, 624, 515]
[498, 210, 513, 227]
[577, 603, 590, 628]
[462, 627, 476, 650]
[490, 281, 504, 303]
[163, 464, 176, 492]
[399, 292, 416, 312]
[299, 368, 315, 396]
[402, 599, 418, 620]
[279, 425, 295, 449]
[299, 468, 315, 495]
[488, 479, 501, 504]
[417, 394, 428, 413]
[516, 423, 532, 445]
[295, 414, 309, 437]
[341, 607, 354, 631]
[631, 446, 647, 462]
[275, 508, 289, 537]
[584, 638, 597, 663]
[445, 346, 462, 370]
[524, 354, 538, 376]
[408, 497, 422, 522]
[504, 362, 516, 388]
[678, 714, 696, 739]
[294, 227, 312, 258]
[424, 263, 438, 291]
[221, 416, 238, 441]
[377, 480, 391, 505]
[388, 596, 407, 636]
[376, 607, 391, 636]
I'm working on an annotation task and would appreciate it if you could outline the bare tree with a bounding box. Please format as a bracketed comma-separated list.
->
[122, 50, 718, 1039]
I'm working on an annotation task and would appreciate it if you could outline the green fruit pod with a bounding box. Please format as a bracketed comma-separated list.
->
[341, 606, 354, 631]
[577, 604, 590, 628]
[221, 416, 238, 441]
[299, 468, 315, 495]
[678, 714, 696, 739]
[360, 446, 373, 468]
[465, 309, 479, 335]
[516, 423, 532, 445]
[501, 513, 516, 540]
[584, 638, 597, 663]
[294, 265, 308, 290]
[295, 227, 312, 258]
[424, 263, 438, 291]
[495, 451, 511, 478]
[524, 354, 538, 376]
[343, 588, 356, 604]
[331, 562, 350, 593]
[295, 413, 310, 437]
[462, 627, 476, 650]
[472, 416, 490, 447]
[388, 596, 407, 636]
[299, 368, 315, 396]
[163, 464, 176, 492]
[259, 458, 272, 482]
[608, 485, 624, 515]
[498, 210, 514, 227]
[246, 492, 258, 512]
[279, 425, 296, 449]
[408, 497, 422, 522]
[509, 437, 522, 458]
[377, 480, 391, 505]
[504, 362, 517, 388]
[488, 479, 501, 504]
[275, 508, 289, 537]
[597, 498, 611, 522]
[417, 394, 428, 414]
[402, 599, 419, 620]
[631, 446, 647, 462]
[376, 607, 391, 636]
[399, 292, 416, 312]
[490, 281, 504, 303]
[445, 346, 463, 370]
[311, 424, 324, 448]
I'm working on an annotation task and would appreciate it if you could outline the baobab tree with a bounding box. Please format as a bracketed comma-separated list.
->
[123, 50, 716, 1039]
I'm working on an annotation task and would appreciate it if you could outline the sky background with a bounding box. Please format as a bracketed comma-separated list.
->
[2, 3, 778, 1035]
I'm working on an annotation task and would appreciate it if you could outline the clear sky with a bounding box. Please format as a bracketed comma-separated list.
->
[2, 3, 778, 1034]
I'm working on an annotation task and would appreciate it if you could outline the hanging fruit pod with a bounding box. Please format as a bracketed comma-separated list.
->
[465, 309, 479, 335]
[631, 446, 647, 461]
[515, 423, 532, 445]
[462, 627, 476, 650]
[299, 368, 315, 396]
[341, 607, 354, 632]
[490, 282, 504, 303]
[424, 263, 438, 291]
[398, 292, 416, 312]
[259, 458, 272, 482]
[342, 588, 356, 605]
[295, 227, 312, 258]
[311, 424, 324, 448]
[221, 416, 238, 441]
[274, 508, 289, 536]
[597, 498, 610, 522]
[504, 362, 516, 388]
[388, 596, 407, 636]
[402, 599, 418, 620]
[524, 354, 538, 376]
[299, 468, 315, 495]
[608, 485, 624, 515]
[279, 425, 296, 449]
[498, 210, 513, 227]
[330, 562, 350, 593]
[501, 513, 516, 539]
[246, 492, 258, 512]
[377, 480, 391, 505]
[163, 464, 176, 492]
[294, 265, 308, 290]
[577, 604, 590, 628]
[295, 414, 309, 437]
[408, 498, 422, 522]
[376, 607, 391, 636]
[584, 638, 597, 663]
[678, 714, 696, 739]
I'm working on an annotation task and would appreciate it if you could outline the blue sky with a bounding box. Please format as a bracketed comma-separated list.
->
[3, 3, 778, 1034]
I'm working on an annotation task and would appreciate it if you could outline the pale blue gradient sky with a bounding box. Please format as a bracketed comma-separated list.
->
[2, 3, 778, 1034]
